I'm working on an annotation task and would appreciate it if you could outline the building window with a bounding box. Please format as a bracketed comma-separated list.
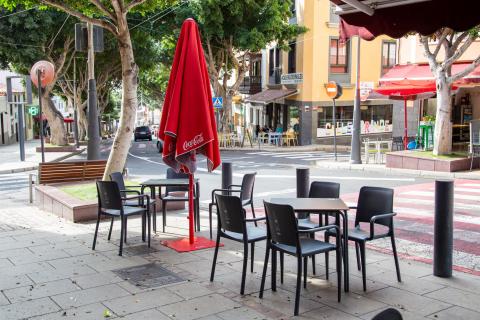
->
[269, 48, 275, 77]
[329, 4, 340, 24]
[329, 38, 349, 74]
[269, 47, 281, 84]
[382, 41, 397, 75]
[288, 42, 296, 74]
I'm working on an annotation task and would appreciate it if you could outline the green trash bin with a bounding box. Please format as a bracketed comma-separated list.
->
[418, 122, 434, 150]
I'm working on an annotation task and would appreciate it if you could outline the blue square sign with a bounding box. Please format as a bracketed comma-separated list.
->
[212, 97, 223, 108]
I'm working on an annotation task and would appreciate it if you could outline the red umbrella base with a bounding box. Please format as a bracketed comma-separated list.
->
[162, 236, 223, 253]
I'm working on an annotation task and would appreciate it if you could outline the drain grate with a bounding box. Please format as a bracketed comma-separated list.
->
[113, 262, 185, 289]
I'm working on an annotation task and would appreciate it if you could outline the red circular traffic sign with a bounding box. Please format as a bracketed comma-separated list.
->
[326, 81, 342, 100]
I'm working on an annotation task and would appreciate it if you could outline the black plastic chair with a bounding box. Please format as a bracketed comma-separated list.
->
[110, 172, 156, 237]
[161, 168, 200, 233]
[294, 181, 340, 277]
[210, 194, 266, 295]
[326, 186, 401, 291]
[92, 181, 151, 256]
[260, 201, 341, 316]
[208, 172, 257, 239]
[372, 308, 403, 320]
[392, 136, 404, 151]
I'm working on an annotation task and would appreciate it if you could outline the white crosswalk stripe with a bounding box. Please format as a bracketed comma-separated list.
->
[246, 151, 349, 161]
[0, 173, 30, 193]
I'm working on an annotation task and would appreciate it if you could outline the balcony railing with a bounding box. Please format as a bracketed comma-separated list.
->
[239, 75, 262, 94]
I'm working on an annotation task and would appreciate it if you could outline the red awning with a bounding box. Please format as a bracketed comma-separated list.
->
[331, 0, 480, 39]
[380, 63, 480, 87]
[64, 117, 74, 123]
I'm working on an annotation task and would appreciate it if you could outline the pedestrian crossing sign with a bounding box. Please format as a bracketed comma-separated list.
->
[212, 97, 223, 108]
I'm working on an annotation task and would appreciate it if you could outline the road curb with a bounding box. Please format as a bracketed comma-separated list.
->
[0, 148, 86, 175]
[314, 161, 480, 180]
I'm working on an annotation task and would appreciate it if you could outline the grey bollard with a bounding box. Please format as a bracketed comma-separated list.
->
[434, 179, 454, 278]
[296, 168, 310, 218]
[222, 162, 233, 195]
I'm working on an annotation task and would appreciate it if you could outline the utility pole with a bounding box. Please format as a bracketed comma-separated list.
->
[350, 37, 362, 164]
[87, 22, 100, 160]
[73, 57, 80, 148]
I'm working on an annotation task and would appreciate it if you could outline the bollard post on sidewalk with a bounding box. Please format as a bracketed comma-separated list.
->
[434, 179, 454, 278]
[28, 173, 35, 204]
[296, 167, 309, 219]
[221, 162, 232, 195]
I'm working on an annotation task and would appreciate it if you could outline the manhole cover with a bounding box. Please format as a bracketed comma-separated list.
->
[113, 263, 185, 289]
[124, 245, 160, 256]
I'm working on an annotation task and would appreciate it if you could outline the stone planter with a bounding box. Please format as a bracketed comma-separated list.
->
[36, 145, 79, 152]
[386, 150, 478, 172]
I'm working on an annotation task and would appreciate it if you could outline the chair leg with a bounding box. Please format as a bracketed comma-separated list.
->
[119, 216, 125, 256]
[325, 233, 330, 280]
[92, 215, 101, 250]
[124, 217, 127, 243]
[310, 233, 316, 275]
[336, 246, 342, 302]
[147, 211, 151, 248]
[162, 200, 166, 233]
[250, 242, 255, 273]
[209, 203, 213, 239]
[259, 244, 270, 299]
[107, 217, 114, 241]
[303, 256, 308, 289]
[153, 209, 157, 233]
[241, 240, 249, 295]
[359, 241, 367, 291]
[141, 212, 145, 242]
[271, 249, 277, 292]
[355, 242, 361, 271]
[250, 202, 257, 227]
[391, 233, 402, 283]
[210, 232, 221, 282]
[294, 256, 302, 316]
[280, 251, 284, 284]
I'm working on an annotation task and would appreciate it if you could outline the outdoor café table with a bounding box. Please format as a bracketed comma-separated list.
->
[269, 197, 350, 292]
[140, 178, 200, 233]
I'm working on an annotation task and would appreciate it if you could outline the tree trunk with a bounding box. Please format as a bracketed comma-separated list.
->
[433, 74, 452, 155]
[41, 90, 68, 146]
[77, 101, 88, 141]
[103, 26, 138, 180]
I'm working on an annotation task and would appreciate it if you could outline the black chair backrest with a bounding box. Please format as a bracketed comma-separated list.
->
[110, 172, 126, 197]
[215, 194, 245, 234]
[240, 173, 256, 201]
[309, 181, 340, 198]
[96, 181, 123, 211]
[264, 201, 299, 248]
[355, 186, 394, 227]
[371, 308, 403, 320]
[166, 168, 189, 194]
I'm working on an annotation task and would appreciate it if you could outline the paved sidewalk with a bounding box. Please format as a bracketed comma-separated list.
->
[0, 140, 85, 174]
[0, 193, 478, 319]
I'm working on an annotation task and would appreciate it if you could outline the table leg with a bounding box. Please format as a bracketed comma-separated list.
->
[338, 210, 349, 292]
[151, 186, 157, 233]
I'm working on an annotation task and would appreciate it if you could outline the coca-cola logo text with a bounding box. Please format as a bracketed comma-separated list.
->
[183, 133, 204, 150]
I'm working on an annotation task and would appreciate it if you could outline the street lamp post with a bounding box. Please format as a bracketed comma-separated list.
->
[87, 22, 100, 160]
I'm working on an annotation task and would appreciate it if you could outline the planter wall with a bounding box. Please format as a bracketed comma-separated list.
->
[386, 151, 479, 172]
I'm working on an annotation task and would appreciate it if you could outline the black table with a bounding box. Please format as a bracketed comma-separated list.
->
[269, 197, 350, 292]
[141, 179, 200, 233]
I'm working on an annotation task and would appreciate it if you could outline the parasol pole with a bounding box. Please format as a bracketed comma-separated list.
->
[404, 98, 408, 150]
[188, 173, 195, 244]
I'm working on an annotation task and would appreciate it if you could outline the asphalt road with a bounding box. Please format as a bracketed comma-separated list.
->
[121, 139, 433, 206]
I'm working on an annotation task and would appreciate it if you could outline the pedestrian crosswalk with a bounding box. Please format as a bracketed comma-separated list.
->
[0, 172, 30, 194]
[246, 151, 349, 161]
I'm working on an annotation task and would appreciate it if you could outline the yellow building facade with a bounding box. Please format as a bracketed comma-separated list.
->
[257, 0, 396, 145]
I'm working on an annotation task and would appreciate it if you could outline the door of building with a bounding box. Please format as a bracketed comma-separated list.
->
[0, 113, 4, 144]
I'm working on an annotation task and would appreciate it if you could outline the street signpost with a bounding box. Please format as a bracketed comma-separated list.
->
[212, 97, 223, 108]
[326, 81, 343, 161]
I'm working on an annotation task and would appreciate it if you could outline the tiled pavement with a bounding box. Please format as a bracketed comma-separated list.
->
[0, 200, 479, 319]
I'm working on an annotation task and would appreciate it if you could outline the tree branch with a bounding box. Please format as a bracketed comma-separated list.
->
[125, 0, 148, 11]
[442, 34, 477, 69]
[40, 0, 118, 35]
[433, 29, 450, 57]
[420, 35, 438, 72]
[449, 55, 480, 83]
[90, 0, 117, 22]
[451, 31, 470, 54]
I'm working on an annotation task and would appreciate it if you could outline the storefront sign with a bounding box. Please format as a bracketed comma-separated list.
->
[28, 106, 39, 116]
[360, 82, 374, 101]
[317, 119, 392, 137]
[281, 73, 303, 85]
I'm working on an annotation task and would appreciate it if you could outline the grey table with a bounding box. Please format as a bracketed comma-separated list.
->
[141, 178, 200, 233]
[269, 197, 350, 292]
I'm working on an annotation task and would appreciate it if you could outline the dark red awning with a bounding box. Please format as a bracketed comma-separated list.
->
[332, 0, 480, 39]
[64, 117, 74, 123]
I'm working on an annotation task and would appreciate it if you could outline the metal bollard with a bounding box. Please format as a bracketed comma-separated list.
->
[221, 162, 233, 195]
[296, 167, 310, 218]
[434, 179, 454, 278]
[28, 173, 35, 204]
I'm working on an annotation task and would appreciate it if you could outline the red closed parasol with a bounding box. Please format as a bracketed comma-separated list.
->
[159, 19, 221, 252]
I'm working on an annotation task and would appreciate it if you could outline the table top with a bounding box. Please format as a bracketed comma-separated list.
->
[269, 198, 349, 211]
[141, 178, 199, 186]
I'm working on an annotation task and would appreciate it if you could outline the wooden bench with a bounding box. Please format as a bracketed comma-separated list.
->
[38, 160, 107, 184]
